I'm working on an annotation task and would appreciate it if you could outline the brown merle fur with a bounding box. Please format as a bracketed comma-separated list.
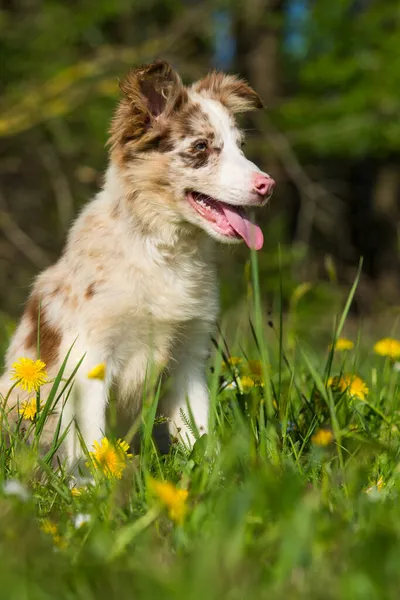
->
[25, 293, 61, 367]
[109, 61, 261, 167]
[193, 71, 263, 113]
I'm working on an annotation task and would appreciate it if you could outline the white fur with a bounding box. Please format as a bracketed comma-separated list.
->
[0, 70, 271, 468]
[1, 163, 218, 466]
[192, 95, 268, 205]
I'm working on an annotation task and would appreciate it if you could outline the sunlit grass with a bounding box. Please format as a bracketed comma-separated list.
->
[1, 263, 400, 598]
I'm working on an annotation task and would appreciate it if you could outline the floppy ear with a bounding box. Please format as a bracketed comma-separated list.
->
[193, 71, 263, 113]
[109, 60, 187, 151]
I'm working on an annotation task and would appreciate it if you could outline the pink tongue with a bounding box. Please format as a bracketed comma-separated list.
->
[221, 204, 264, 250]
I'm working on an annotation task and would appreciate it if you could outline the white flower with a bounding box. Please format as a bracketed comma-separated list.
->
[221, 380, 237, 391]
[74, 513, 91, 529]
[3, 479, 30, 501]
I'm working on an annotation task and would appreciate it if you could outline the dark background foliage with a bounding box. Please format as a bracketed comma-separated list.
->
[1, 0, 399, 323]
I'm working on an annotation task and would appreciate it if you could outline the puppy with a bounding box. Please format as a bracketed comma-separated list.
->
[0, 61, 274, 465]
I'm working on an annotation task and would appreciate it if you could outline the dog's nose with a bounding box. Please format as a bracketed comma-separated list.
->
[252, 173, 275, 197]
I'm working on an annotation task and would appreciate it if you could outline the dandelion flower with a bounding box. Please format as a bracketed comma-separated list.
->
[88, 437, 132, 479]
[247, 360, 263, 380]
[148, 478, 188, 524]
[328, 374, 368, 401]
[329, 338, 354, 351]
[222, 356, 242, 370]
[41, 519, 57, 536]
[18, 397, 42, 421]
[374, 338, 400, 360]
[11, 357, 48, 392]
[41, 519, 66, 549]
[245, 360, 267, 386]
[312, 428, 333, 447]
[87, 363, 106, 380]
[238, 375, 255, 394]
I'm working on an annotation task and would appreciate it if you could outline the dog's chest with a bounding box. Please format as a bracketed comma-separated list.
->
[102, 246, 218, 328]
[99, 254, 218, 368]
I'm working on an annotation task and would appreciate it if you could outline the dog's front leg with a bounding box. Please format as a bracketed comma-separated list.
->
[161, 321, 213, 446]
[62, 363, 107, 470]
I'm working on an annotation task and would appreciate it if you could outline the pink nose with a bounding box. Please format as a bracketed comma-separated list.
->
[252, 173, 275, 197]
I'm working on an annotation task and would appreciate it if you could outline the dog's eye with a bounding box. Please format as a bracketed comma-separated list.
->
[194, 140, 208, 152]
[240, 140, 246, 149]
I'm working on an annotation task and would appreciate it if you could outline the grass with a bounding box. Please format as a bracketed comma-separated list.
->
[1, 261, 400, 600]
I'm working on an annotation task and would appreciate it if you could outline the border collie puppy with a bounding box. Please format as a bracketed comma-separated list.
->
[1, 61, 274, 465]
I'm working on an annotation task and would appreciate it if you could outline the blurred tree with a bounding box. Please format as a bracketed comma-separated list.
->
[278, 0, 400, 304]
[1, 0, 400, 318]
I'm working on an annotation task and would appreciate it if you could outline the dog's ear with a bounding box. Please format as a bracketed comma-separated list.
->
[109, 60, 187, 152]
[193, 72, 263, 113]
[121, 60, 185, 119]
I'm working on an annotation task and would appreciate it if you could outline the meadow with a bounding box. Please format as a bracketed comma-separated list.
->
[1, 256, 400, 600]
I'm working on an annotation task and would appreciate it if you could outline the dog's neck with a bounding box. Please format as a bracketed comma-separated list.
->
[103, 162, 213, 258]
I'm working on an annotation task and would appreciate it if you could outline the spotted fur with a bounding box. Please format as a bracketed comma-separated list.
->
[0, 61, 272, 467]
[25, 293, 62, 366]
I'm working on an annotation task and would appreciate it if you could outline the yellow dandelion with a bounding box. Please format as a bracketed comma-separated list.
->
[71, 487, 82, 497]
[222, 356, 242, 370]
[247, 360, 262, 379]
[87, 363, 106, 380]
[41, 519, 57, 536]
[328, 374, 368, 401]
[374, 338, 400, 360]
[18, 397, 42, 421]
[238, 375, 255, 394]
[245, 360, 268, 386]
[41, 519, 67, 549]
[11, 357, 48, 392]
[329, 338, 354, 351]
[54, 536, 67, 549]
[148, 478, 189, 524]
[312, 428, 333, 447]
[87, 437, 132, 479]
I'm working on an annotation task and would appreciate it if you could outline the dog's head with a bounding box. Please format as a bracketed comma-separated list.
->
[109, 61, 274, 250]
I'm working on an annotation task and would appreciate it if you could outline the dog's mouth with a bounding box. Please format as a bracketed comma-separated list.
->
[186, 192, 264, 250]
